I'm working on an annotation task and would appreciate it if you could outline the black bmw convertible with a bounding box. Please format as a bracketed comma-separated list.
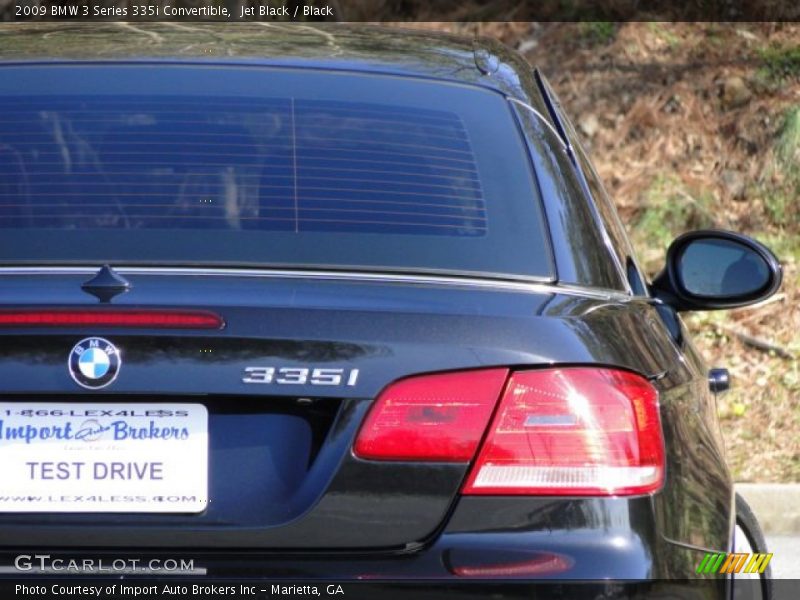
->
[0, 23, 782, 599]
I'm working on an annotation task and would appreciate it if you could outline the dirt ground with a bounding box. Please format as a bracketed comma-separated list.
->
[405, 22, 799, 482]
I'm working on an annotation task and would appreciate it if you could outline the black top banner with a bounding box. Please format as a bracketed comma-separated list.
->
[2, 0, 800, 22]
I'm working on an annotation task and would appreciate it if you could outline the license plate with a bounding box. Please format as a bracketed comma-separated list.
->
[0, 403, 208, 513]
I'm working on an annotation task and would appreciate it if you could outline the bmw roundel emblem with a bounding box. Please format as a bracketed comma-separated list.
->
[68, 337, 121, 389]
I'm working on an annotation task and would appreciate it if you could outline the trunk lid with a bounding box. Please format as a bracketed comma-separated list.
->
[0, 270, 672, 549]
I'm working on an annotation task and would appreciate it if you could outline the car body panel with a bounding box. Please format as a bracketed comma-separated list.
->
[0, 271, 731, 561]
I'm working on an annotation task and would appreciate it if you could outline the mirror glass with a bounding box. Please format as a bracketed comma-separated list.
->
[678, 238, 771, 298]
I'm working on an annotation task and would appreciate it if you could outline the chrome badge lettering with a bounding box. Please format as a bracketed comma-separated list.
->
[242, 367, 359, 386]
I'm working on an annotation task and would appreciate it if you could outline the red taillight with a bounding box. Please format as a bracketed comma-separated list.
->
[462, 368, 664, 496]
[353, 369, 508, 462]
[0, 309, 224, 329]
[450, 553, 573, 577]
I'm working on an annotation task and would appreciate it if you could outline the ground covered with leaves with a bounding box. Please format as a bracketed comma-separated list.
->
[409, 22, 799, 482]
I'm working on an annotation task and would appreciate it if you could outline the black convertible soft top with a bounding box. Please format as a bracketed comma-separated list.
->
[0, 23, 552, 113]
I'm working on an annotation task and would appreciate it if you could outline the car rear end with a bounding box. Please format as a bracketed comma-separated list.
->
[0, 56, 728, 598]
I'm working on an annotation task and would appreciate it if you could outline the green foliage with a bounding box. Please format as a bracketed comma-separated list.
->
[777, 105, 800, 176]
[648, 23, 680, 49]
[760, 232, 800, 267]
[630, 177, 717, 274]
[578, 22, 616, 45]
[702, 24, 728, 49]
[759, 44, 800, 82]
[762, 106, 800, 245]
[764, 193, 794, 226]
[749, 106, 800, 265]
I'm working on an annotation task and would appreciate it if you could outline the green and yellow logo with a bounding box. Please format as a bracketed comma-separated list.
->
[696, 552, 772, 575]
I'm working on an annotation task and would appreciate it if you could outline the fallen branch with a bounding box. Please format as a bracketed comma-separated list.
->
[734, 294, 787, 325]
[732, 292, 787, 313]
[716, 324, 795, 360]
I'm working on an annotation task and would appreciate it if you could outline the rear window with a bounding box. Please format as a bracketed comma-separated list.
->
[0, 65, 552, 279]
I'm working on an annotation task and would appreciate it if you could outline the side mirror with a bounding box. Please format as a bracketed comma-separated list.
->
[651, 230, 782, 311]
